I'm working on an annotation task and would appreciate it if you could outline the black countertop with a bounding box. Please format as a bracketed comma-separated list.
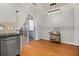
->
[0, 33, 20, 39]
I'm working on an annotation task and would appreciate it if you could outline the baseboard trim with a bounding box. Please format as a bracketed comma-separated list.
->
[39, 39, 49, 40]
[61, 41, 79, 46]
[39, 39, 79, 46]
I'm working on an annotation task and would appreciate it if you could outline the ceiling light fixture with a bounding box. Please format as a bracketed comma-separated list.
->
[48, 3, 60, 15]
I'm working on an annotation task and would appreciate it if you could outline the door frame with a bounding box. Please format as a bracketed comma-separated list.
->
[27, 15, 35, 43]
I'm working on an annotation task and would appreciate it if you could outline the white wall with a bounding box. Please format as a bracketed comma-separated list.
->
[74, 4, 79, 45]
[38, 4, 79, 46]
[39, 6, 74, 42]
[17, 4, 34, 30]
[37, 14, 49, 39]
[32, 9, 48, 40]
[0, 3, 17, 32]
[52, 7, 74, 43]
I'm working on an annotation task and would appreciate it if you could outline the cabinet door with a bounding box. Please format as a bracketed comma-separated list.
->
[1, 36, 20, 56]
[16, 36, 20, 54]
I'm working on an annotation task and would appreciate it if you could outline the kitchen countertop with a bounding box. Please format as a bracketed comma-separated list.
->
[0, 33, 20, 39]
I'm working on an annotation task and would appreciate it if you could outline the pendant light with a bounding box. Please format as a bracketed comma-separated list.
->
[48, 3, 60, 15]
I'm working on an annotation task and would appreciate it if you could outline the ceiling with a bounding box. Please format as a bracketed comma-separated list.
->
[34, 3, 67, 8]
[22, 3, 68, 9]
[21, 3, 68, 15]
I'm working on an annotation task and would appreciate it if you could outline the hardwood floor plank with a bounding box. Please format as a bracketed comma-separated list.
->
[21, 39, 79, 56]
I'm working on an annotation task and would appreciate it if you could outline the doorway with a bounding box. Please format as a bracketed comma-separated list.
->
[28, 18, 35, 42]
[21, 15, 35, 47]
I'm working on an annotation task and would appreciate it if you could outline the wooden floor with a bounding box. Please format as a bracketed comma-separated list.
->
[21, 39, 79, 56]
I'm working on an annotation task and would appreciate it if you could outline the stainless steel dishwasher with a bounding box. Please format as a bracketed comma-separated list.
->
[0, 35, 20, 56]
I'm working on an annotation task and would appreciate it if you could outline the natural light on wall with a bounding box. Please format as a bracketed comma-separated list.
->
[0, 27, 4, 30]
[0, 22, 14, 33]
[29, 19, 34, 31]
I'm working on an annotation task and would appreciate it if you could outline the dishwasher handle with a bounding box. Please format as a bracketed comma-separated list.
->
[1, 37, 18, 41]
